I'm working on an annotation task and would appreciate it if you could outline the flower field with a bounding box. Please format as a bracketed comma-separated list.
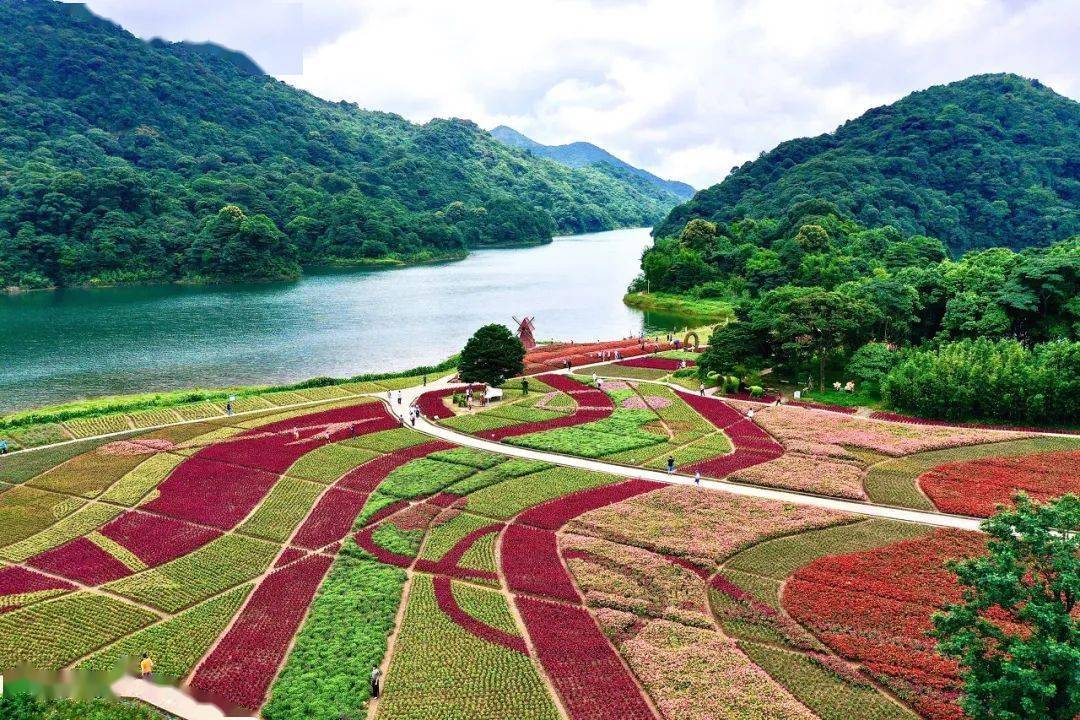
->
[2, 378, 1070, 720]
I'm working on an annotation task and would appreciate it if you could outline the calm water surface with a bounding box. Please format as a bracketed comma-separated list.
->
[0, 228, 696, 412]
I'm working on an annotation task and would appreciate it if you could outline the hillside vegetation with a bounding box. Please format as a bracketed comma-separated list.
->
[0, 0, 676, 289]
[490, 125, 694, 199]
[656, 74, 1079, 253]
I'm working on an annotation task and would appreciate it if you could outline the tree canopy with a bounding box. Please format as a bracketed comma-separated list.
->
[0, 0, 680, 288]
[933, 494, 1080, 720]
[458, 325, 525, 386]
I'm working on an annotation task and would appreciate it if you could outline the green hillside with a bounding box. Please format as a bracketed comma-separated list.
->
[656, 74, 1079, 253]
[490, 125, 695, 199]
[0, 0, 677, 289]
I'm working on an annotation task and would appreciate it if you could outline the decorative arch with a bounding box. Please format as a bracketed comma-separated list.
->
[684, 331, 700, 350]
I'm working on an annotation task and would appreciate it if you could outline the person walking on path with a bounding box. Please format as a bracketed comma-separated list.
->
[423, 374, 428, 386]
[699, 385, 705, 396]
[396, 390, 402, 405]
[694, 471, 701, 485]
[667, 456, 675, 474]
[225, 401, 233, 416]
[0, 439, 7, 455]
[371, 666, 382, 698]
[140, 653, 154, 679]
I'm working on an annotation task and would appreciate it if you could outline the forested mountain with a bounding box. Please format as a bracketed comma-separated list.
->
[490, 125, 695, 200]
[0, 0, 677, 289]
[656, 74, 1079, 252]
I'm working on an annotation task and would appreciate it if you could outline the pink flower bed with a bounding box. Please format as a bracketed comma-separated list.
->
[616, 356, 693, 371]
[729, 453, 868, 500]
[669, 395, 784, 480]
[754, 405, 1030, 457]
[598, 380, 629, 392]
[0, 565, 74, 596]
[433, 575, 527, 654]
[515, 595, 656, 720]
[191, 553, 334, 712]
[28, 537, 132, 585]
[620, 395, 672, 410]
[870, 411, 1080, 435]
[100, 438, 176, 456]
[789, 400, 858, 414]
[141, 458, 279, 530]
[291, 487, 369, 550]
[99, 511, 221, 567]
[501, 524, 581, 602]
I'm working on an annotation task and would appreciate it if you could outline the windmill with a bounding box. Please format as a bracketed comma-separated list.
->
[513, 316, 537, 350]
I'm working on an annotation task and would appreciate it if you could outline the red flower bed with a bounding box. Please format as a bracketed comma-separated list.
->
[274, 546, 306, 567]
[28, 537, 132, 585]
[292, 487, 370, 550]
[191, 553, 334, 713]
[354, 525, 413, 568]
[414, 523, 501, 583]
[479, 374, 615, 441]
[415, 387, 460, 420]
[783, 529, 987, 720]
[674, 390, 745, 429]
[870, 411, 1080, 435]
[501, 524, 581, 603]
[919, 450, 1080, 517]
[522, 339, 679, 374]
[142, 458, 279, 530]
[434, 575, 527, 654]
[789, 400, 858, 414]
[0, 565, 74, 596]
[516, 479, 661, 531]
[515, 595, 656, 720]
[99, 511, 221, 567]
[337, 440, 454, 493]
[616, 356, 694, 371]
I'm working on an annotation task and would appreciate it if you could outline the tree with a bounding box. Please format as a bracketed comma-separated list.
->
[933, 494, 1080, 720]
[697, 323, 762, 379]
[845, 341, 898, 388]
[458, 324, 525, 386]
[752, 287, 879, 390]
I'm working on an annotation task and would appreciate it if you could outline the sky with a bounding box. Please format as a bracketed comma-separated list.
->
[73, 0, 1080, 189]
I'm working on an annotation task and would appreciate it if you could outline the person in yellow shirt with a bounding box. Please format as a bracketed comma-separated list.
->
[140, 653, 154, 678]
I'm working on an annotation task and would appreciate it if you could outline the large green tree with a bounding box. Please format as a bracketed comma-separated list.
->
[458, 324, 525, 386]
[933, 494, 1080, 720]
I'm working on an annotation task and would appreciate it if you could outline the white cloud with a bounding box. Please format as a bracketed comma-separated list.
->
[75, 0, 1080, 188]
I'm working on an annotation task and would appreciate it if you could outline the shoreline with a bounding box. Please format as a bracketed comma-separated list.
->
[622, 291, 734, 321]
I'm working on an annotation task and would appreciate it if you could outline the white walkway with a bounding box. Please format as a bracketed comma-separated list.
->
[389, 375, 983, 532]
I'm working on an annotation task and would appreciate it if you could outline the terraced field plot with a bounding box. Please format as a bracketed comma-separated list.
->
[0, 385, 1071, 720]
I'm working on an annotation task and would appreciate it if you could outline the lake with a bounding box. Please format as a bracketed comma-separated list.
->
[0, 227, 698, 412]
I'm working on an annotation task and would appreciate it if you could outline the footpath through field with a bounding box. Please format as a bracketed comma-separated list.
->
[391, 374, 983, 532]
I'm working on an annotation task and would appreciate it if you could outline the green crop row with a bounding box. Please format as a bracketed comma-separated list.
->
[287, 443, 381, 484]
[378, 459, 477, 500]
[464, 466, 617, 520]
[264, 543, 407, 720]
[105, 534, 278, 613]
[238, 476, 326, 543]
[375, 574, 558, 720]
[80, 584, 252, 678]
[99, 452, 186, 506]
[0, 502, 123, 562]
[0, 593, 157, 669]
[343, 428, 429, 453]
[0, 486, 85, 549]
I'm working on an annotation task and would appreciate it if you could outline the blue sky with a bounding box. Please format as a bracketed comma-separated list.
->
[73, 0, 1080, 188]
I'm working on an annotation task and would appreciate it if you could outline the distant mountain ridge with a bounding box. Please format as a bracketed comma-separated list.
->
[655, 73, 1080, 252]
[148, 39, 265, 76]
[490, 125, 695, 200]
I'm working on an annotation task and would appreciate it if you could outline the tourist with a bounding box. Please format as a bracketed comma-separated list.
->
[140, 652, 154, 679]
[747, 408, 755, 419]
[225, 401, 233, 416]
[387, 390, 392, 401]
[396, 390, 402, 405]
[0, 439, 7, 455]
[667, 456, 675, 473]
[679, 360, 686, 369]
[423, 374, 428, 386]
[521, 378, 529, 395]
[371, 666, 382, 698]
[292, 428, 300, 440]
[410, 413, 416, 427]
[695, 471, 701, 485]
[699, 385, 705, 397]
[350, 423, 357, 438]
